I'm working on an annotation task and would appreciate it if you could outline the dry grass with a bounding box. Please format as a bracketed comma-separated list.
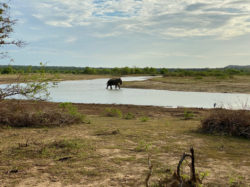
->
[201, 109, 250, 139]
[0, 100, 85, 127]
[123, 75, 250, 94]
[0, 74, 111, 84]
[0, 101, 249, 186]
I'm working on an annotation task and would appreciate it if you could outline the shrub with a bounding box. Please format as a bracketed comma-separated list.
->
[0, 102, 85, 128]
[134, 140, 151, 152]
[104, 108, 122, 118]
[194, 76, 203, 80]
[201, 109, 250, 138]
[59, 102, 85, 121]
[183, 110, 194, 120]
[124, 112, 135, 120]
[140, 116, 149, 122]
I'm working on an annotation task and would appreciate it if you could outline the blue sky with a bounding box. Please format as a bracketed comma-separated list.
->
[1, 0, 250, 68]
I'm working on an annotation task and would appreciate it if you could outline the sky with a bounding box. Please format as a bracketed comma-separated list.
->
[1, 0, 250, 68]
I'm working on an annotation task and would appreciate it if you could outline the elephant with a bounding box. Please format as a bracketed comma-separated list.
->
[106, 78, 122, 89]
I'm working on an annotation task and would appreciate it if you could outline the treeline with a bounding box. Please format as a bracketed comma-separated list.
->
[0, 66, 158, 75]
[0, 65, 250, 77]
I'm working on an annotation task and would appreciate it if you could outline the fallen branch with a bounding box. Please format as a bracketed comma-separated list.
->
[145, 154, 153, 187]
[147, 147, 202, 187]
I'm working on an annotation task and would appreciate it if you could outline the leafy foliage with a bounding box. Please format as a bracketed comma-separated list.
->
[59, 102, 86, 122]
[134, 140, 151, 152]
[184, 110, 194, 120]
[140, 116, 149, 122]
[0, 3, 51, 101]
[0, 63, 56, 101]
[104, 108, 123, 118]
[0, 3, 24, 58]
[1, 65, 250, 77]
[124, 112, 135, 120]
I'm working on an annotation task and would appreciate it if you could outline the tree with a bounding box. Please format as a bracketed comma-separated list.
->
[83, 67, 96, 74]
[0, 63, 54, 100]
[0, 3, 24, 58]
[121, 67, 131, 75]
[0, 3, 53, 101]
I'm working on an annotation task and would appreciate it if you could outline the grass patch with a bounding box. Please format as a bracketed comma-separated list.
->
[123, 75, 250, 94]
[9, 138, 95, 160]
[183, 110, 194, 120]
[95, 129, 120, 136]
[80, 168, 100, 177]
[0, 101, 249, 186]
[134, 140, 152, 152]
[0, 101, 85, 128]
[140, 116, 149, 122]
[194, 76, 203, 80]
[228, 175, 245, 187]
[111, 156, 136, 165]
[59, 102, 86, 121]
[104, 108, 123, 118]
[124, 112, 135, 120]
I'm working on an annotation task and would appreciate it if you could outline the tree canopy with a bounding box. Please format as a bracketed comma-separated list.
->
[0, 3, 23, 49]
[0, 3, 53, 101]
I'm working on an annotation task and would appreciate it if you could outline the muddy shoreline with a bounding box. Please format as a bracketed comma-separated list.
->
[2, 74, 250, 94]
[122, 76, 250, 94]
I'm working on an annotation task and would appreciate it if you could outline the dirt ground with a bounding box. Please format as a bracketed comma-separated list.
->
[123, 75, 250, 94]
[0, 100, 249, 186]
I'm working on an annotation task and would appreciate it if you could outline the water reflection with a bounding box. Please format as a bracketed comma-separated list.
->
[48, 76, 250, 109]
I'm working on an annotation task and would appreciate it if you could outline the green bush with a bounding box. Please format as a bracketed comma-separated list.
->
[124, 112, 135, 120]
[59, 102, 85, 122]
[194, 76, 203, 80]
[140, 116, 149, 122]
[134, 140, 151, 152]
[183, 110, 194, 120]
[104, 108, 123, 118]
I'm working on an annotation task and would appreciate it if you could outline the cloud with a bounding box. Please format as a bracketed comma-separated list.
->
[46, 20, 72, 27]
[138, 51, 206, 59]
[185, 3, 208, 11]
[65, 36, 77, 43]
[28, 0, 250, 39]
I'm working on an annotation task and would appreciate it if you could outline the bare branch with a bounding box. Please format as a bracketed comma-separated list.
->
[145, 154, 153, 187]
[177, 152, 191, 178]
[0, 2, 24, 59]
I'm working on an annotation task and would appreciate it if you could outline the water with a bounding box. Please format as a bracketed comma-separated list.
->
[45, 76, 250, 109]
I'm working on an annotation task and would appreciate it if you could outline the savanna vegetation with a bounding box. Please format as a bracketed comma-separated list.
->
[0, 100, 249, 186]
[0, 3, 53, 101]
[2, 64, 250, 94]
[1, 2, 250, 186]
[122, 75, 250, 93]
[0, 3, 24, 57]
[201, 109, 250, 139]
[1, 65, 250, 77]
[3, 65, 250, 94]
[1, 7, 250, 95]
